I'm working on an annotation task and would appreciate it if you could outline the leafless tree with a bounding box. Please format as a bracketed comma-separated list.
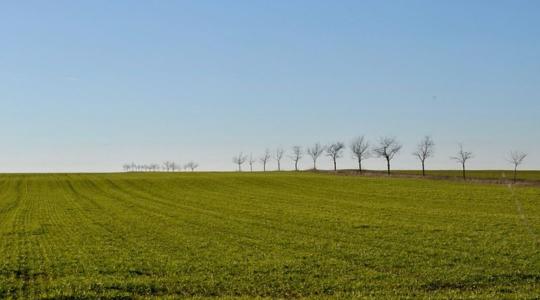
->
[451, 144, 473, 180]
[326, 142, 345, 171]
[163, 161, 174, 172]
[413, 136, 435, 176]
[184, 161, 199, 172]
[290, 146, 303, 171]
[373, 137, 402, 175]
[260, 149, 271, 172]
[508, 151, 527, 183]
[233, 153, 247, 172]
[350, 136, 370, 172]
[123, 164, 131, 172]
[307, 143, 325, 170]
[274, 148, 285, 171]
[248, 153, 256, 172]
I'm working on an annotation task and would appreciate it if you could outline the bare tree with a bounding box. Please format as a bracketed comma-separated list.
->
[451, 144, 473, 180]
[260, 149, 271, 172]
[373, 137, 402, 175]
[508, 151, 527, 183]
[274, 148, 285, 171]
[350, 136, 370, 172]
[326, 142, 345, 171]
[184, 161, 199, 172]
[248, 153, 256, 172]
[413, 136, 435, 176]
[123, 164, 131, 172]
[290, 146, 303, 171]
[162, 161, 171, 172]
[233, 153, 247, 172]
[307, 143, 325, 170]
[171, 162, 179, 172]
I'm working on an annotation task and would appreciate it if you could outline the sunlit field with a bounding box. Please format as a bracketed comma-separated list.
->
[0, 172, 539, 298]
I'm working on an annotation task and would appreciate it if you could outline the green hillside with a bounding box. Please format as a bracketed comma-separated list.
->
[0, 172, 538, 298]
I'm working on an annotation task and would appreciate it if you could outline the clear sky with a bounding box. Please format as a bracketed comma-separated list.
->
[1, 1, 539, 172]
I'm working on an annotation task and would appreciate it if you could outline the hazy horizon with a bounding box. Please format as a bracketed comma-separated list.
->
[1, 1, 538, 172]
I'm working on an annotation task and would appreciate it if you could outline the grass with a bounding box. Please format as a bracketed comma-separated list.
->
[394, 170, 540, 182]
[0, 172, 539, 298]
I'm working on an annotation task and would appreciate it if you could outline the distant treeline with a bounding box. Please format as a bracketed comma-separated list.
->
[230, 136, 527, 183]
[122, 135, 528, 183]
[123, 161, 198, 172]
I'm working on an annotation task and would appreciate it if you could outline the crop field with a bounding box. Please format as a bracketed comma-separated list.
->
[395, 170, 540, 182]
[0, 172, 539, 299]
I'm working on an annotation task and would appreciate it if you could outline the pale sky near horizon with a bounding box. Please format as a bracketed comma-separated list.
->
[1, 1, 539, 172]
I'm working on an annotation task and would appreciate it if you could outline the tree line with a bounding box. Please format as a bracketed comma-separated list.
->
[123, 161, 199, 172]
[232, 136, 528, 183]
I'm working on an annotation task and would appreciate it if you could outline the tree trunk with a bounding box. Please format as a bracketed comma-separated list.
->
[387, 158, 391, 175]
[462, 163, 466, 180]
[422, 161, 425, 177]
[263, 163, 266, 172]
[278, 161, 281, 171]
[333, 158, 337, 171]
[514, 166, 517, 183]
[358, 158, 362, 173]
[295, 161, 298, 171]
[313, 159, 317, 170]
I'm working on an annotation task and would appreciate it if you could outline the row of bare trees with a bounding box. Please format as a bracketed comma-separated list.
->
[233, 137, 400, 173]
[233, 136, 528, 182]
[123, 161, 199, 172]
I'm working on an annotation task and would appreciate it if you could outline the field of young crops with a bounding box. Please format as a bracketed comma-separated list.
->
[0, 172, 538, 298]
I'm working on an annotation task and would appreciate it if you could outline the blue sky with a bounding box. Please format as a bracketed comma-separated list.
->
[1, 1, 538, 172]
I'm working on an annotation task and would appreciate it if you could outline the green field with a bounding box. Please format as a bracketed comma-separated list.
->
[394, 170, 540, 182]
[0, 172, 539, 299]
